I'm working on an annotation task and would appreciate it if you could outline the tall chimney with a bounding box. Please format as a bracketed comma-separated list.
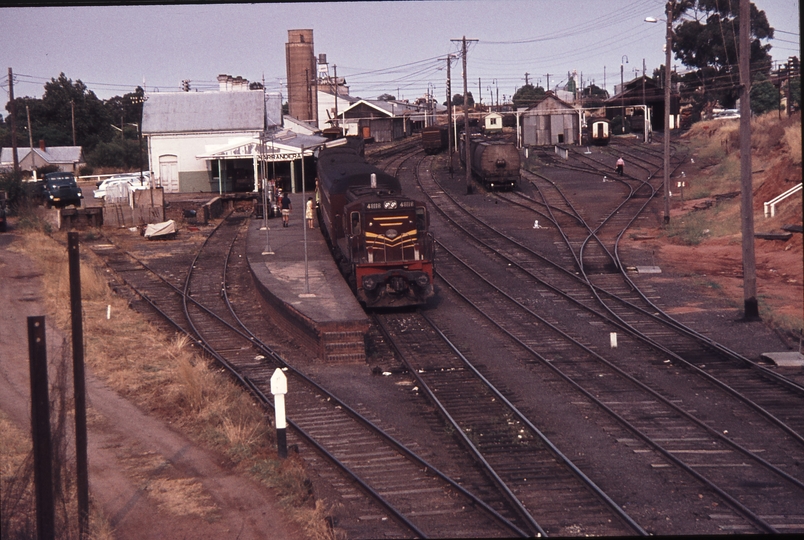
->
[39, 140, 45, 151]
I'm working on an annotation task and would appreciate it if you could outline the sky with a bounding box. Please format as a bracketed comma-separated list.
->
[1, 0, 800, 106]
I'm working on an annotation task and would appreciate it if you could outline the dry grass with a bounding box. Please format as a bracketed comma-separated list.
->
[5, 229, 337, 540]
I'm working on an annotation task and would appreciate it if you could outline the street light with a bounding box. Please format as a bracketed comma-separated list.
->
[299, 137, 347, 296]
[621, 55, 629, 134]
[646, 0, 674, 224]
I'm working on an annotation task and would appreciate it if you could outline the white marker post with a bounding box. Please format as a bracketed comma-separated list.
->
[610, 332, 618, 348]
[270, 368, 288, 458]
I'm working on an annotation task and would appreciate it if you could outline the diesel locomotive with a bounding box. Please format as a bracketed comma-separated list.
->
[315, 141, 435, 308]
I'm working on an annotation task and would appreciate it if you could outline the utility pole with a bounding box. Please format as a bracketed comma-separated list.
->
[8, 68, 20, 180]
[333, 64, 339, 131]
[443, 54, 454, 174]
[452, 36, 478, 194]
[663, 2, 673, 224]
[545, 73, 550, 91]
[71, 100, 76, 146]
[26, 104, 36, 171]
[524, 72, 530, 86]
[739, 0, 759, 320]
[478, 77, 481, 106]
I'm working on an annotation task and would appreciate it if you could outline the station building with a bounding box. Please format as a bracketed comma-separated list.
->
[142, 74, 327, 195]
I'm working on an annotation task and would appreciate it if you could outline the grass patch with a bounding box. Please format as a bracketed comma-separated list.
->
[6, 229, 338, 540]
[665, 211, 711, 245]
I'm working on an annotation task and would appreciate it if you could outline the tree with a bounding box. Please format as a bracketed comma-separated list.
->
[40, 73, 114, 148]
[750, 74, 781, 115]
[451, 92, 474, 107]
[673, 0, 774, 112]
[377, 93, 396, 101]
[3, 75, 150, 170]
[512, 84, 544, 109]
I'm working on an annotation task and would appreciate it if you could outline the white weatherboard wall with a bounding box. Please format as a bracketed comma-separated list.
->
[148, 132, 260, 193]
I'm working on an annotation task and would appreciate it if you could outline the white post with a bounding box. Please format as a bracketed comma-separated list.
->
[300, 145, 314, 297]
[271, 368, 288, 459]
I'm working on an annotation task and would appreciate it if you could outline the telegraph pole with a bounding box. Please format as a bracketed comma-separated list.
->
[71, 100, 76, 146]
[443, 55, 454, 174]
[739, 0, 759, 320]
[452, 36, 477, 194]
[8, 68, 20, 179]
[333, 64, 339, 131]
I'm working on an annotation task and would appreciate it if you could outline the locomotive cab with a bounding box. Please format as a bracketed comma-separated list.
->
[343, 189, 434, 307]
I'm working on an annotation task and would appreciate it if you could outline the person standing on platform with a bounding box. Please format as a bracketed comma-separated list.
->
[306, 197, 314, 229]
[280, 192, 292, 227]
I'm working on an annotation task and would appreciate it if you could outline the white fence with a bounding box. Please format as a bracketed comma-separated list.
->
[764, 183, 802, 217]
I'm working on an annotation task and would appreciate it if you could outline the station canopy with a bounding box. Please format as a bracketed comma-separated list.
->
[195, 129, 329, 163]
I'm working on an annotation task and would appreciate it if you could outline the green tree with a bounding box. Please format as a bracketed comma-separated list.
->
[38, 73, 115, 148]
[377, 93, 396, 101]
[750, 74, 781, 115]
[451, 92, 474, 107]
[673, 0, 774, 112]
[512, 84, 544, 109]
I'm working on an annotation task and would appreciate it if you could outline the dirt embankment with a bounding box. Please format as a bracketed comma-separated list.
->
[632, 111, 802, 339]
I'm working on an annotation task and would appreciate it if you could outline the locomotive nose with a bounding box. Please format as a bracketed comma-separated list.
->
[389, 276, 407, 292]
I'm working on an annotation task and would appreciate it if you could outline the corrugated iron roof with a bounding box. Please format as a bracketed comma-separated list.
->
[1, 146, 83, 165]
[142, 91, 264, 134]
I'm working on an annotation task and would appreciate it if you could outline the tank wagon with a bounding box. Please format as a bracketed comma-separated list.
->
[421, 125, 448, 154]
[589, 117, 611, 146]
[460, 135, 520, 190]
[316, 142, 435, 308]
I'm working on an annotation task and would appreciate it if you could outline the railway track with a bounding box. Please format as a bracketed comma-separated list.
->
[90, 213, 530, 539]
[374, 310, 646, 537]
[401, 146, 804, 533]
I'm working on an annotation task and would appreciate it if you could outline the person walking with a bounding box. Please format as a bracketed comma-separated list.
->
[306, 197, 314, 229]
[616, 157, 624, 176]
[280, 191, 292, 227]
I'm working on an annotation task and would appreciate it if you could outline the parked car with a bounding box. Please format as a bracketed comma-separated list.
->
[43, 172, 83, 208]
[93, 175, 150, 200]
[95, 171, 150, 188]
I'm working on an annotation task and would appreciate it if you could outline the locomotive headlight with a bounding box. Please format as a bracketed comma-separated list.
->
[416, 274, 430, 287]
[383, 200, 397, 210]
[385, 229, 398, 239]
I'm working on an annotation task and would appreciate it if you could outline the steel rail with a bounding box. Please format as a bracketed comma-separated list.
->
[375, 310, 648, 537]
[205, 217, 528, 537]
[433, 244, 779, 534]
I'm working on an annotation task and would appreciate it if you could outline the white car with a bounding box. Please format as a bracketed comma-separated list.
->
[93, 176, 150, 199]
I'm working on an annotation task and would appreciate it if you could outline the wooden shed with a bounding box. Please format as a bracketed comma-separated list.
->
[521, 93, 580, 146]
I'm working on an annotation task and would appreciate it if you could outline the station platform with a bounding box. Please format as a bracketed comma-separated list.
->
[245, 214, 370, 364]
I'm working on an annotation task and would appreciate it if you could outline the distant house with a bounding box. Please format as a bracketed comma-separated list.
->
[0, 142, 84, 174]
[483, 112, 503, 134]
[521, 93, 580, 146]
[338, 99, 425, 142]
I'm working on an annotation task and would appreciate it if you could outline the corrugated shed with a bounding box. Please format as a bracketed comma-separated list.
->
[142, 91, 265, 134]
